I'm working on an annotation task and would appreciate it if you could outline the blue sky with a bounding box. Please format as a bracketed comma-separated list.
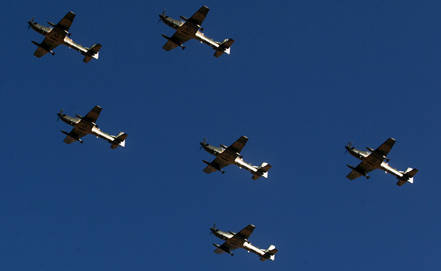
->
[1, 0, 441, 270]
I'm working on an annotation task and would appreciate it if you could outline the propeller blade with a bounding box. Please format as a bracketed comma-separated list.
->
[28, 17, 35, 30]
[345, 142, 353, 153]
[200, 138, 208, 150]
[57, 109, 64, 121]
[158, 9, 166, 23]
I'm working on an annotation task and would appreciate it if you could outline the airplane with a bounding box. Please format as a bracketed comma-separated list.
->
[28, 11, 102, 63]
[210, 224, 278, 262]
[159, 5, 234, 57]
[200, 136, 271, 180]
[345, 137, 418, 186]
[57, 105, 127, 149]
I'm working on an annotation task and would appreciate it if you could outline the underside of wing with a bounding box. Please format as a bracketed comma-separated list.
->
[203, 157, 229, 174]
[233, 224, 255, 240]
[188, 6, 209, 26]
[163, 31, 192, 51]
[346, 169, 362, 180]
[163, 40, 179, 51]
[226, 136, 248, 154]
[346, 161, 373, 180]
[83, 105, 102, 123]
[374, 137, 396, 157]
[33, 38, 58, 58]
[63, 127, 87, 144]
[214, 242, 235, 254]
[57, 11, 75, 31]
[64, 135, 77, 144]
[33, 47, 48, 58]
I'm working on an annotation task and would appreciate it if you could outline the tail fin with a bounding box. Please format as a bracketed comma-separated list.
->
[260, 245, 278, 262]
[111, 132, 127, 149]
[83, 43, 102, 63]
[396, 168, 418, 186]
[252, 162, 272, 180]
[214, 38, 234, 58]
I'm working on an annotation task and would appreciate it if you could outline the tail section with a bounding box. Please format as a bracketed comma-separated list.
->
[110, 132, 127, 149]
[83, 43, 102, 63]
[252, 162, 272, 180]
[214, 38, 234, 58]
[260, 245, 278, 262]
[396, 168, 418, 186]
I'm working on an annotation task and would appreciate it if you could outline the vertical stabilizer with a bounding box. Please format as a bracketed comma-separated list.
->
[110, 132, 128, 149]
[214, 38, 234, 57]
[396, 168, 418, 186]
[251, 162, 272, 180]
[260, 245, 278, 261]
[83, 43, 102, 63]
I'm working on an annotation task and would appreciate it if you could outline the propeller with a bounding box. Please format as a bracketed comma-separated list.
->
[200, 138, 208, 150]
[208, 224, 217, 235]
[344, 142, 353, 154]
[209, 223, 217, 235]
[56, 109, 64, 122]
[158, 9, 166, 23]
[27, 17, 35, 30]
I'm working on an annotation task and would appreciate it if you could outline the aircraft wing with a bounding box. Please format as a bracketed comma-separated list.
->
[203, 157, 230, 174]
[188, 6, 209, 26]
[372, 138, 396, 157]
[162, 31, 192, 51]
[56, 11, 75, 31]
[82, 105, 102, 123]
[214, 224, 256, 254]
[225, 136, 248, 154]
[162, 6, 209, 51]
[346, 160, 375, 180]
[233, 224, 255, 240]
[33, 37, 59, 58]
[214, 242, 237, 254]
[63, 127, 87, 144]
[203, 136, 248, 173]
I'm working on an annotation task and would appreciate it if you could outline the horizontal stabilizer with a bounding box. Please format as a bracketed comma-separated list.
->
[252, 162, 272, 180]
[214, 38, 234, 58]
[260, 245, 278, 261]
[111, 132, 127, 149]
[83, 43, 102, 63]
[397, 168, 418, 186]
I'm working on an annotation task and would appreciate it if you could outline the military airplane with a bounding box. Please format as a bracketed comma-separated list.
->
[57, 105, 127, 149]
[345, 137, 418, 186]
[200, 136, 271, 180]
[159, 5, 234, 57]
[210, 224, 278, 262]
[28, 11, 102, 62]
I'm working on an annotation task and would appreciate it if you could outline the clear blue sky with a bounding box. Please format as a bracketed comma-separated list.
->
[1, 0, 441, 270]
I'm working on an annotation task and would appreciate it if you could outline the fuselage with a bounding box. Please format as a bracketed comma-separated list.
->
[346, 145, 404, 178]
[29, 21, 51, 35]
[211, 227, 267, 257]
[201, 141, 262, 175]
[211, 228, 234, 241]
[58, 113, 114, 142]
[201, 142, 225, 156]
[159, 14, 220, 49]
[29, 20, 88, 54]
